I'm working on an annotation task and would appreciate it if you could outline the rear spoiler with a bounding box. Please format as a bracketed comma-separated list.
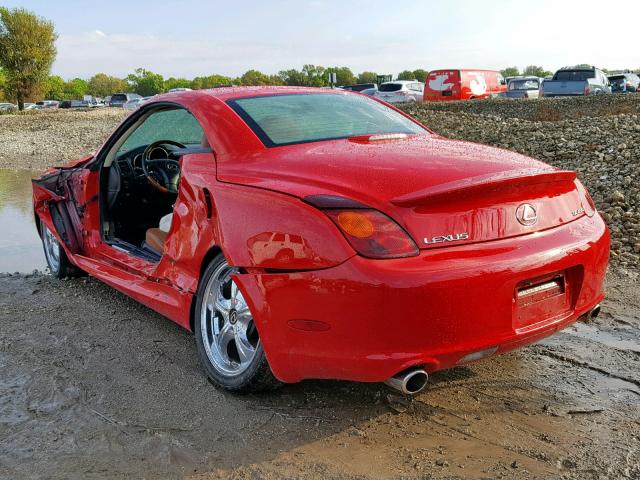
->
[391, 169, 576, 207]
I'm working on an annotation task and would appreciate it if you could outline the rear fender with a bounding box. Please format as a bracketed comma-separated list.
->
[153, 153, 356, 324]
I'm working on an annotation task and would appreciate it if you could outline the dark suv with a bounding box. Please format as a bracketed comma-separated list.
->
[608, 73, 640, 93]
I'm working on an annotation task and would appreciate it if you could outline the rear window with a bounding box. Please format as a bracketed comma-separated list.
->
[228, 93, 426, 147]
[378, 83, 403, 92]
[553, 70, 595, 81]
[509, 79, 539, 90]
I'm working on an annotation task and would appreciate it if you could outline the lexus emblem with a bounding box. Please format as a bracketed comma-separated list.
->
[516, 204, 538, 226]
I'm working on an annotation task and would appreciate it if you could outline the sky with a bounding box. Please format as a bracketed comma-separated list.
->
[3, 0, 639, 79]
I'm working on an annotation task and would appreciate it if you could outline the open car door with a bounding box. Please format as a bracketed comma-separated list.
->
[32, 157, 97, 255]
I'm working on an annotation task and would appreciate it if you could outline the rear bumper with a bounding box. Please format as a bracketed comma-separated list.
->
[236, 214, 610, 383]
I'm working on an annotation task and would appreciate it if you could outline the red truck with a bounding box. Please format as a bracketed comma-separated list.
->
[424, 69, 507, 101]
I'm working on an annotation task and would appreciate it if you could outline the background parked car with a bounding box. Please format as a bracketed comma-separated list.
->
[504, 76, 543, 99]
[373, 80, 424, 103]
[0, 102, 17, 111]
[23, 103, 38, 110]
[109, 93, 142, 107]
[424, 69, 507, 101]
[36, 100, 59, 109]
[59, 100, 91, 109]
[359, 87, 378, 96]
[123, 96, 152, 111]
[541, 66, 611, 97]
[608, 72, 640, 93]
[341, 83, 377, 92]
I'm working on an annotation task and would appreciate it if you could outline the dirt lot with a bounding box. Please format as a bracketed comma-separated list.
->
[1, 98, 639, 479]
[0, 272, 638, 480]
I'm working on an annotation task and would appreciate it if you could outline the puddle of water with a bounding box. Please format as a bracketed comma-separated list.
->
[0, 169, 46, 273]
[565, 321, 640, 354]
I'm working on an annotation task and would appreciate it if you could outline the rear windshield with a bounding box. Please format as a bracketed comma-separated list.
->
[553, 70, 595, 81]
[228, 93, 426, 147]
[378, 83, 403, 92]
[509, 79, 539, 90]
[111, 94, 128, 102]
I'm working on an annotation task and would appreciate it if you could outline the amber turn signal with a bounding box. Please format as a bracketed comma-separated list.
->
[336, 212, 375, 238]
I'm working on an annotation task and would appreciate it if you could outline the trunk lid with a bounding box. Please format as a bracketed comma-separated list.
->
[217, 134, 586, 249]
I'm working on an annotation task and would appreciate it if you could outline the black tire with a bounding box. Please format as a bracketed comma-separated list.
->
[40, 222, 82, 278]
[194, 253, 281, 393]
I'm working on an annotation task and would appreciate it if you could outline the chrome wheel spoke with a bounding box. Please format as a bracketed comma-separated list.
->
[215, 322, 235, 354]
[235, 333, 255, 364]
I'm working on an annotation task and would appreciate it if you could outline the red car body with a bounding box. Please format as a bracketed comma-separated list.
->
[32, 87, 609, 386]
[424, 69, 508, 101]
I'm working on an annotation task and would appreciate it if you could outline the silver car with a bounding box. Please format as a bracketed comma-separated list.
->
[0, 102, 17, 111]
[123, 96, 153, 111]
[505, 77, 543, 99]
[373, 81, 424, 103]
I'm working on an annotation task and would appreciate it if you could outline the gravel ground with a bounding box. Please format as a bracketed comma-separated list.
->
[0, 272, 638, 479]
[0, 109, 127, 170]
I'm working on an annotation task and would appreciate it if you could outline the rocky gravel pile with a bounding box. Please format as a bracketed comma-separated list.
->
[416, 94, 640, 121]
[0, 108, 128, 170]
[402, 98, 640, 274]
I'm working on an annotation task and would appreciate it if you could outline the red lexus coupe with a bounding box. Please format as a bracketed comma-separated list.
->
[32, 87, 609, 394]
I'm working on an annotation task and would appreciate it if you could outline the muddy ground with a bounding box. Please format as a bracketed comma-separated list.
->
[1, 99, 639, 479]
[0, 271, 638, 480]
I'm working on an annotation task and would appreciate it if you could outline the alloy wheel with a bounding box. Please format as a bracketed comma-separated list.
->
[200, 261, 259, 376]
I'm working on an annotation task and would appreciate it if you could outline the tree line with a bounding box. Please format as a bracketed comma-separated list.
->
[1, 66, 432, 104]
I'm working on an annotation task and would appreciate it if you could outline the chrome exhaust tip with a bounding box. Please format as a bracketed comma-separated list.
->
[587, 304, 601, 320]
[384, 368, 429, 395]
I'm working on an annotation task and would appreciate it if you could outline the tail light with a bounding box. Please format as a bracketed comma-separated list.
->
[584, 85, 592, 95]
[305, 195, 419, 259]
[575, 180, 596, 217]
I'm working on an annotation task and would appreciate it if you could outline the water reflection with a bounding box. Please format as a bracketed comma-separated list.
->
[0, 169, 46, 272]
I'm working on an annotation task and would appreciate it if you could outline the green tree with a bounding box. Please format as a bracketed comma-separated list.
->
[500, 67, 520, 78]
[63, 78, 87, 99]
[87, 73, 128, 97]
[356, 71, 377, 84]
[412, 69, 429, 82]
[397, 70, 417, 80]
[164, 77, 191, 90]
[522, 65, 552, 78]
[278, 68, 307, 86]
[44, 75, 64, 100]
[301, 64, 327, 86]
[127, 68, 165, 96]
[238, 69, 281, 86]
[326, 66, 356, 86]
[0, 68, 6, 101]
[190, 74, 233, 89]
[0, 7, 57, 109]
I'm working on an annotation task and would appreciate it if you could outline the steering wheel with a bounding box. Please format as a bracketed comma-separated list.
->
[141, 140, 185, 194]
